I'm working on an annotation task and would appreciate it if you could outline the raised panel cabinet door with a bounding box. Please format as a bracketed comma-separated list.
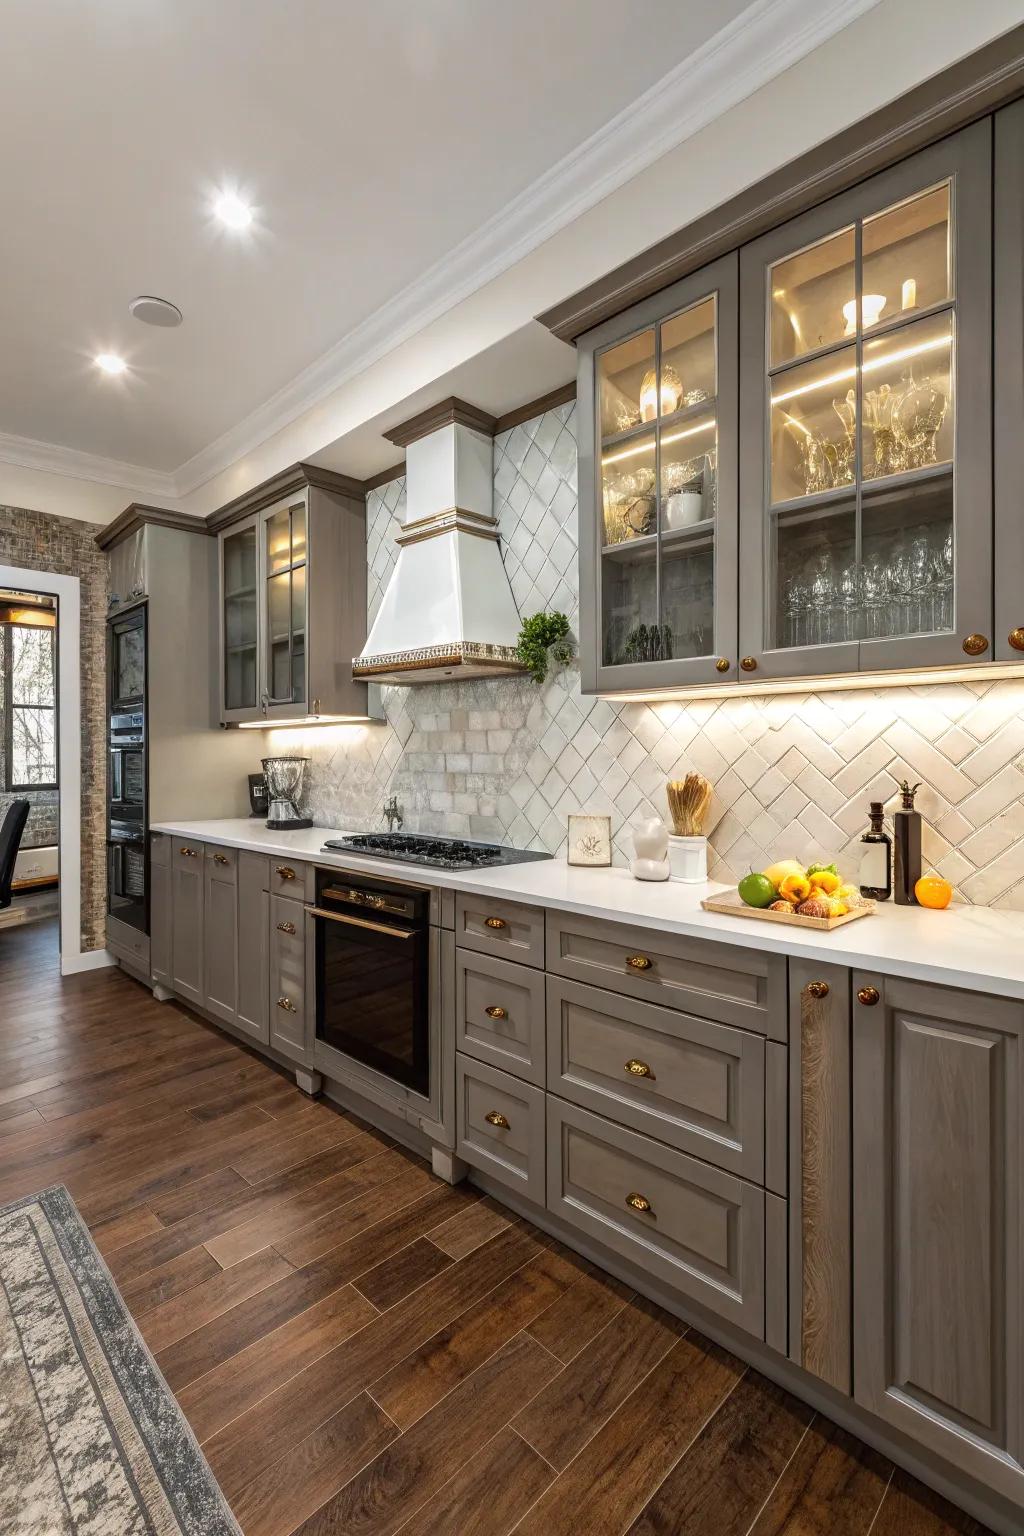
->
[203, 855, 238, 1027]
[269, 895, 307, 1062]
[853, 972, 1024, 1503]
[236, 851, 269, 1044]
[170, 840, 204, 1006]
[788, 958, 851, 1393]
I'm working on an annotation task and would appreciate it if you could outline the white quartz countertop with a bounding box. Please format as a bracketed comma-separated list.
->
[152, 818, 1024, 1002]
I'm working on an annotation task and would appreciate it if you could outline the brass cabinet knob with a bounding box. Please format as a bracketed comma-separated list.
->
[625, 1191, 653, 1215]
[276, 865, 297, 881]
[1009, 628, 1024, 652]
[857, 985, 880, 1007]
[625, 954, 652, 971]
[484, 1005, 508, 1020]
[276, 920, 297, 935]
[214, 853, 230, 866]
[484, 1109, 510, 1129]
[962, 634, 989, 656]
[806, 980, 830, 999]
[180, 846, 198, 858]
[484, 916, 507, 931]
[277, 996, 298, 1013]
[625, 1058, 655, 1079]
[740, 656, 758, 672]
[715, 658, 730, 673]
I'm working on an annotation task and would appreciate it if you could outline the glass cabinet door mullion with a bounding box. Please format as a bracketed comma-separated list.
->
[654, 323, 663, 640]
[854, 217, 864, 612]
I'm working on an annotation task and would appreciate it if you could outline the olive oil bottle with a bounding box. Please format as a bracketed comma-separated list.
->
[893, 780, 923, 906]
[859, 801, 892, 901]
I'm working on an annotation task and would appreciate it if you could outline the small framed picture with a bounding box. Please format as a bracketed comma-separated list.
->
[567, 814, 612, 867]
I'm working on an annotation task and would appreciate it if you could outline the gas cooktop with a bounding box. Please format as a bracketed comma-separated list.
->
[321, 832, 551, 871]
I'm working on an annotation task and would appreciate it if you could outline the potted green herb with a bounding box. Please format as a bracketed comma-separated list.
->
[516, 611, 574, 684]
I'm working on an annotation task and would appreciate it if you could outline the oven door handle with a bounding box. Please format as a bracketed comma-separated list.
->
[305, 905, 415, 941]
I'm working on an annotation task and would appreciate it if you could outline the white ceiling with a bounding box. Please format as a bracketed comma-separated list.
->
[0, 0, 755, 479]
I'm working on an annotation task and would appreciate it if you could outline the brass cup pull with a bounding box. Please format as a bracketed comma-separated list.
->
[214, 853, 230, 866]
[740, 656, 758, 672]
[276, 920, 297, 935]
[277, 996, 298, 1013]
[484, 916, 507, 931]
[276, 865, 297, 881]
[857, 985, 880, 1007]
[715, 658, 730, 673]
[1009, 628, 1024, 653]
[806, 980, 830, 999]
[625, 1058, 654, 1079]
[625, 954, 652, 971]
[484, 1109, 510, 1129]
[484, 1005, 508, 1020]
[180, 846, 199, 858]
[962, 633, 989, 657]
[625, 1191, 653, 1216]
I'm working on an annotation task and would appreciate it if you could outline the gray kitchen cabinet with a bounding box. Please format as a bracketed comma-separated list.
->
[170, 838, 204, 1006]
[211, 463, 377, 726]
[236, 852, 269, 1044]
[268, 893, 307, 1062]
[788, 958, 851, 1395]
[203, 847, 238, 1026]
[576, 252, 739, 692]
[149, 832, 171, 989]
[739, 122, 992, 682]
[852, 970, 1024, 1504]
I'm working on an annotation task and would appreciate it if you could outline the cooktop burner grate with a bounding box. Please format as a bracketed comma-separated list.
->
[321, 832, 550, 870]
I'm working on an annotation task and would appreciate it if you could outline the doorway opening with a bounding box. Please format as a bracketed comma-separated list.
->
[0, 588, 59, 949]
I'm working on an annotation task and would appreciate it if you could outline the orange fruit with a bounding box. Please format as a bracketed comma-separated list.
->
[915, 873, 952, 910]
[779, 873, 811, 903]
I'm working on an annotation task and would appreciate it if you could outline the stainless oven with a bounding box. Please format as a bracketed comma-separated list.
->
[309, 870, 433, 1098]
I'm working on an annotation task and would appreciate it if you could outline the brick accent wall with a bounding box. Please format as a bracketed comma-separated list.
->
[0, 506, 108, 949]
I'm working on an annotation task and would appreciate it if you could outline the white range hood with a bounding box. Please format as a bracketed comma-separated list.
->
[353, 403, 524, 684]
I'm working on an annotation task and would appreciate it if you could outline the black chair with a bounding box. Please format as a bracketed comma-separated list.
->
[0, 800, 30, 911]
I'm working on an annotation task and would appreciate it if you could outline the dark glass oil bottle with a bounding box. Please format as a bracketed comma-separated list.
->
[893, 779, 922, 906]
[859, 800, 892, 901]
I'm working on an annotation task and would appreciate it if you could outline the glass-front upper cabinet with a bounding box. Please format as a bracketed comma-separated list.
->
[739, 122, 992, 679]
[220, 514, 259, 720]
[262, 493, 308, 718]
[578, 252, 738, 691]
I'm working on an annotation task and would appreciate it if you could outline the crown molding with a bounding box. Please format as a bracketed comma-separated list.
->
[168, 0, 878, 498]
[0, 428, 178, 501]
[94, 504, 209, 551]
[383, 397, 498, 448]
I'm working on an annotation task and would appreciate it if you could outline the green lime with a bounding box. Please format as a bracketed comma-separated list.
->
[738, 872, 777, 908]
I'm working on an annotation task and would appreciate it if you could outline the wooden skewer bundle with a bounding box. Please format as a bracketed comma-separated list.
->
[666, 774, 713, 837]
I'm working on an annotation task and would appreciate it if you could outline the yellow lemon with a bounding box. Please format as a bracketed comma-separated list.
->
[808, 869, 841, 894]
[779, 873, 811, 903]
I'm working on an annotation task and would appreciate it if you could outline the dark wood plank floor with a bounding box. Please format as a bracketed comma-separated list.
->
[0, 918, 992, 1536]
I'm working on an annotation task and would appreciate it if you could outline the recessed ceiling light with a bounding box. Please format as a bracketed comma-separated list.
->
[214, 191, 254, 230]
[129, 295, 183, 328]
[94, 353, 127, 376]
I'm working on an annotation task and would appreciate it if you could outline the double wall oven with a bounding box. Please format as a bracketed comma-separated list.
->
[107, 605, 148, 934]
[309, 868, 440, 1106]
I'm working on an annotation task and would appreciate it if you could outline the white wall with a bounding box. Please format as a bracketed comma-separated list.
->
[0, 462, 186, 526]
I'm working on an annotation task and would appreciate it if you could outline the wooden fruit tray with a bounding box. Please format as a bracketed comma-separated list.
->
[701, 890, 876, 931]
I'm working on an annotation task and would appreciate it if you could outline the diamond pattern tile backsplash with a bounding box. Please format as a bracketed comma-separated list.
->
[276, 399, 1024, 907]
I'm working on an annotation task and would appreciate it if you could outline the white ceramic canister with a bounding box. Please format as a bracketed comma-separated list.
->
[667, 834, 708, 882]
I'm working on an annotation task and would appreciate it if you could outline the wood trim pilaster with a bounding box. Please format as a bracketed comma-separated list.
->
[538, 25, 1024, 341]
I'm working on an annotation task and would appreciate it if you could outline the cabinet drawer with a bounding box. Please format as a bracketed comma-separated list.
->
[547, 1098, 765, 1337]
[270, 858, 307, 897]
[150, 831, 170, 867]
[456, 1053, 545, 1204]
[456, 949, 546, 1085]
[546, 910, 786, 1039]
[455, 893, 544, 969]
[173, 837, 205, 864]
[269, 895, 306, 1061]
[205, 845, 237, 882]
[547, 976, 765, 1180]
[107, 914, 151, 970]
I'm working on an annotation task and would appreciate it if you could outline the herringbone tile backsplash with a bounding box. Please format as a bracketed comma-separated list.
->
[280, 401, 1024, 907]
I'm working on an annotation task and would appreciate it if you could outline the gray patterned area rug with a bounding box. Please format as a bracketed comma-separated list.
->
[0, 1185, 240, 1535]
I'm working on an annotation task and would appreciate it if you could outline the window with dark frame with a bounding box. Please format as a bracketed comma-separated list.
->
[2, 620, 58, 792]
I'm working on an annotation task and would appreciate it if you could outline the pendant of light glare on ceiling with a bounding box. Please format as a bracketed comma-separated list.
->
[129, 296, 183, 328]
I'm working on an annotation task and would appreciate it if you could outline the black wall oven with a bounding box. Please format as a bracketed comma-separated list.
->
[107, 606, 148, 934]
[310, 871, 431, 1098]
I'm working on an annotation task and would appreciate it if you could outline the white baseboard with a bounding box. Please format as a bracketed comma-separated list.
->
[61, 948, 114, 976]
